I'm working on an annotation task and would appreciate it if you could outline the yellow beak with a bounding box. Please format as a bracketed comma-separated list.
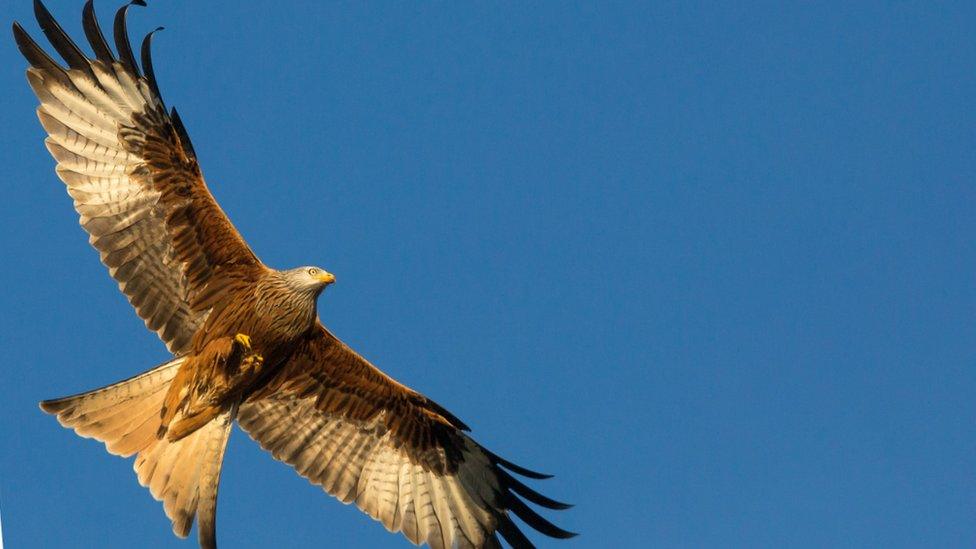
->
[316, 271, 336, 285]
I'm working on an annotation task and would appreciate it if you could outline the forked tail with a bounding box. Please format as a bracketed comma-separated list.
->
[40, 358, 237, 549]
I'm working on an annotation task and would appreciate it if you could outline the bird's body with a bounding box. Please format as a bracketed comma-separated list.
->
[160, 266, 335, 441]
[188, 267, 325, 365]
[14, 2, 574, 548]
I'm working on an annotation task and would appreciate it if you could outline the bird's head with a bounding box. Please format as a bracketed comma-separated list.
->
[284, 265, 336, 295]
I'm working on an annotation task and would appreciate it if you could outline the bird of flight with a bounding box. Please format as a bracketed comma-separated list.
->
[13, 1, 575, 547]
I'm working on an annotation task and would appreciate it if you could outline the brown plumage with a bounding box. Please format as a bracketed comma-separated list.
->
[16, 1, 575, 548]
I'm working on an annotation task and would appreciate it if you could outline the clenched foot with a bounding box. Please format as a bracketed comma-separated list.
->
[241, 353, 265, 376]
[234, 333, 252, 350]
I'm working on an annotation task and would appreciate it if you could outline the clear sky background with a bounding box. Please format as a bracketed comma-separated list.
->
[0, 1, 974, 548]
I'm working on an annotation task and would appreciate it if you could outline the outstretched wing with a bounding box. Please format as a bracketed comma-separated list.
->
[14, 0, 263, 354]
[239, 325, 575, 548]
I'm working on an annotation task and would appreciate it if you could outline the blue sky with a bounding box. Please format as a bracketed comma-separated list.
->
[1, 1, 975, 547]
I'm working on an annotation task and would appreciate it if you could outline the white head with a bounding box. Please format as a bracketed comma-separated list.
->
[281, 265, 336, 297]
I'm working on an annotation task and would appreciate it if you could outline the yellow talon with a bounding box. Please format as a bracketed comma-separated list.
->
[234, 333, 252, 349]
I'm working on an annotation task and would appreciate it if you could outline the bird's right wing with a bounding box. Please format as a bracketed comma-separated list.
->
[14, 0, 264, 354]
[238, 325, 575, 549]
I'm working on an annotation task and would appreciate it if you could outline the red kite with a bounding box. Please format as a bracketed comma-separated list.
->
[13, 1, 574, 547]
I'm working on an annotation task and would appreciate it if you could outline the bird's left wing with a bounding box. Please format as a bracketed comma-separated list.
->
[13, 1, 265, 354]
[238, 325, 575, 548]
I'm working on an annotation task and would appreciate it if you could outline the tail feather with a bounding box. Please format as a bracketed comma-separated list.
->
[135, 403, 237, 548]
[104, 399, 169, 455]
[197, 404, 237, 549]
[169, 433, 207, 536]
[40, 358, 184, 457]
[41, 358, 237, 546]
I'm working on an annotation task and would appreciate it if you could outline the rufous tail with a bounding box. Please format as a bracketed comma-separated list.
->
[40, 358, 237, 548]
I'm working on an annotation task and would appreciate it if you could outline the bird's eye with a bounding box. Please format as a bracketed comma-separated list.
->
[307, 268, 317, 276]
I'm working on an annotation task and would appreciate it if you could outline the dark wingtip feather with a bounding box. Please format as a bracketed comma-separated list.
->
[83, 0, 115, 63]
[499, 469, 573, 510]
[12, 21, 31, 55]
[170, 107, 197, 160]
[113, 1, 144, 76]
[33, 0, 93, 77]
[12, 19, 65, 76]
[495, 514, 534, 549]
[507, 496, 579, 540]
[486, 449, 553, 480]
[140, 26, 165, 106]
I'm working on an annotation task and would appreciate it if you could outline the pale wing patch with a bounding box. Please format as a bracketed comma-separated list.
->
[238, 397, 502, 549]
